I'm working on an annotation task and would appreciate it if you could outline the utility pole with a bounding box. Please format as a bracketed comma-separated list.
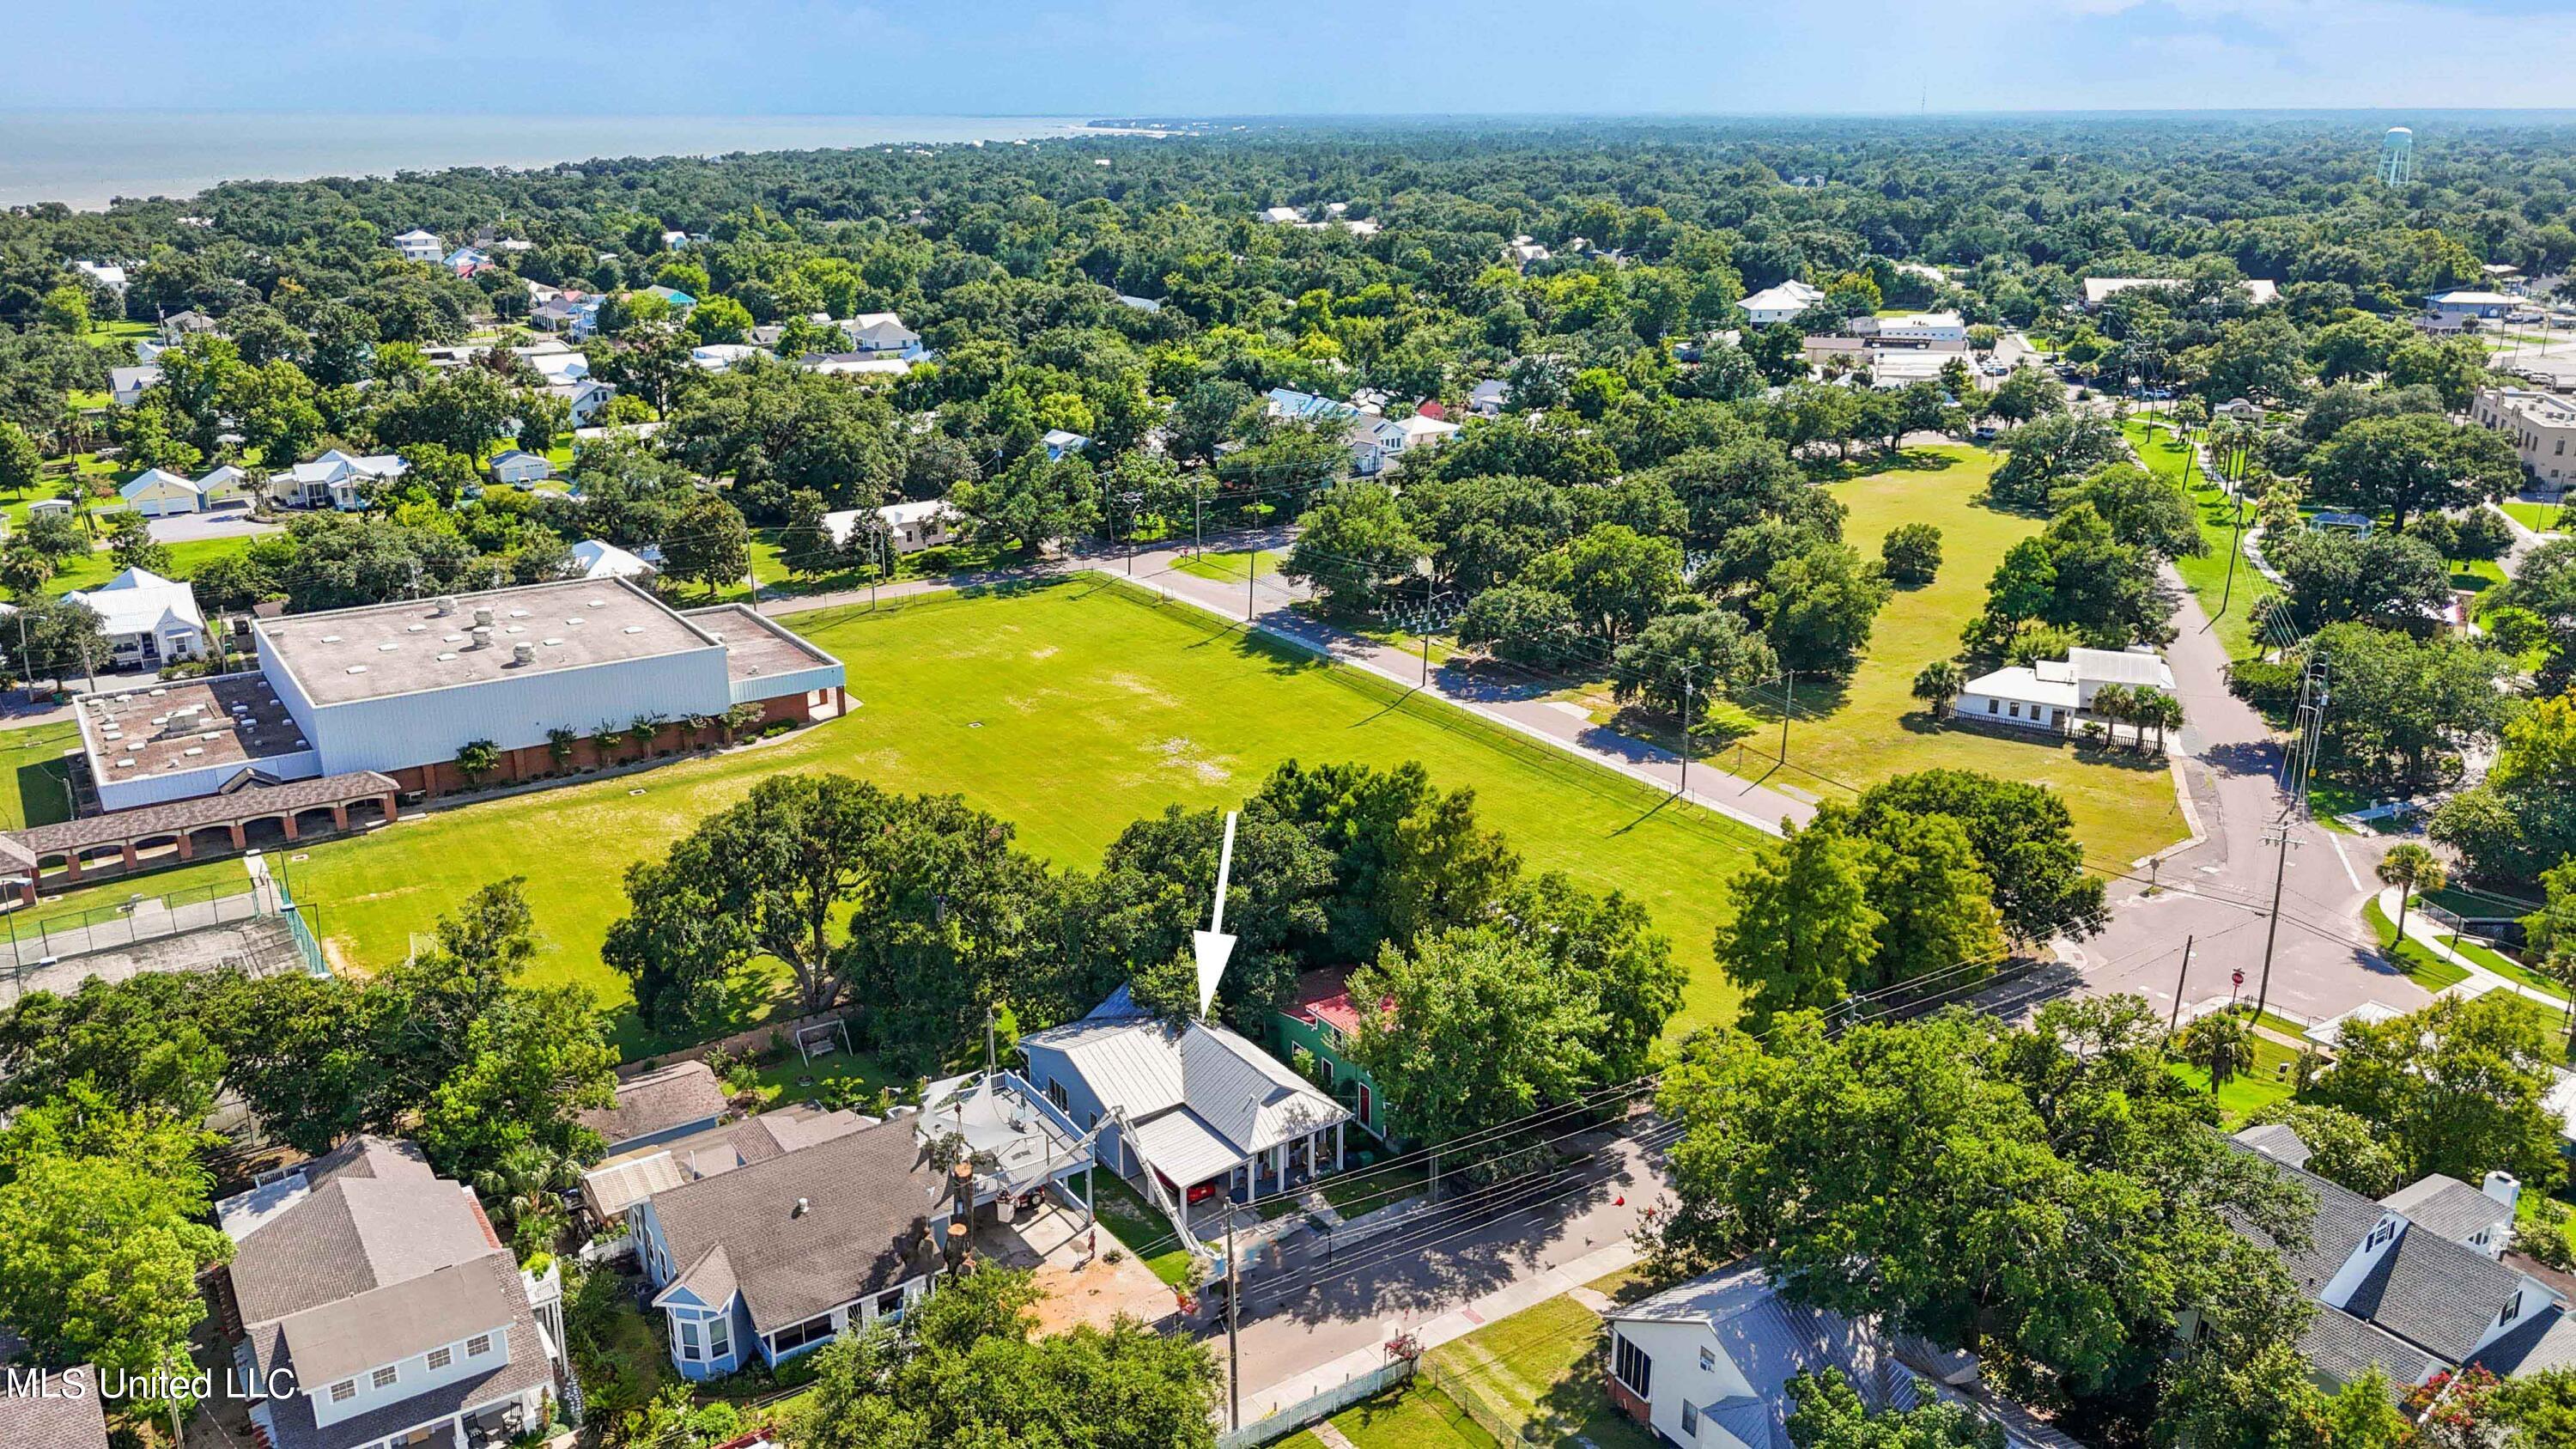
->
[1419, 569, 1433, 686]
[1246, 551, 1256, 622]
[1192, 479, 1203, 558]
[2251, 652, 2326, 1025]
[2168, 935, 2195, 1032]
[1778, 669, 1794, 764]
[1678, 672, 1693, 799]
[1224, 1211, 1241, 1432]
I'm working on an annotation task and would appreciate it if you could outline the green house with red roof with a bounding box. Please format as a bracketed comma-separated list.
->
[1272, 969, 1405, 1148]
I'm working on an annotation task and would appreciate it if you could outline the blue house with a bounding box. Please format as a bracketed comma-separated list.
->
[1042, 429, 1091, 462]
[1021, 989, 1350, 1216]
[646, 284, 698, 311]
[631, 1117, 942, 1380]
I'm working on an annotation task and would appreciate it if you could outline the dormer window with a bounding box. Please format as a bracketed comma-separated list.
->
[2368, 1220, 2397, 1250]
[428, 1347, 452, 1371]
[2503, 1293, 2524, 1326]
[329, 1379, 355, 1403]
[372, 1365, 398, 1389]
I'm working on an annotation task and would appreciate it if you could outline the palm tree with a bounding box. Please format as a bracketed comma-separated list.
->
[2177, 1011, 2256, 1091]
[2091, 683, 2134, 751]
[2134, 687, 2184, 756]
[1911, 660, 1966, 721]
[2377, 843, 2446, 946]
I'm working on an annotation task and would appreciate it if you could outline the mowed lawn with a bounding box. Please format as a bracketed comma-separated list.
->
[12, 579, 1765, 1053]
[0, 721, 82, 830]
[2123, 417, 2276, 661]
[1714, 445, 2186, 868]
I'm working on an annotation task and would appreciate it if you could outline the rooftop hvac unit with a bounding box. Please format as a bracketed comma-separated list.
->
[512, 642, 536, 666]
[471, 626, 494, 649]
[472, 606, 495, 628]
[432, 595, 456, 616]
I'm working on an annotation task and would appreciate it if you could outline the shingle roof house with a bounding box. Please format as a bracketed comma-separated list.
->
[0, 1366, 110, 1448]
[211, 1136, 562, 1449]
[579, 1060, 732, 1154]
[630, 1117, 944, 1380]
[1601, 1260, 2081, 1449]
[2227, 1125, 2575, 1396]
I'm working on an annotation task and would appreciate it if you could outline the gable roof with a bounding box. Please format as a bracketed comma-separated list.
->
[64, 569, 202, 639]
[120, 467, 197, 498]
[2222, 1140, 2389, 1296]
[1022, 1005, 1348, 1168]
[643, 1117, 939, 1333]
[226, 1170, 500, 1325]
[2381, 1175, 2514, 1247]
[2340, 1226, 2528, 1362]
[2233, 1122, 2312, 1170]
[580, 1060, 730, 1149]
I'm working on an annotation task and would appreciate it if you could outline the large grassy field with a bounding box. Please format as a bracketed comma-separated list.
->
[13, 579, 1766, 1054]
[1694, 445, 2185, 867]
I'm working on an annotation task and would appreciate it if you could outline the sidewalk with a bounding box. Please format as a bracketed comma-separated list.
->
[2379, 885, 2565, 1014]
[1234, 1239, 1640, 1423]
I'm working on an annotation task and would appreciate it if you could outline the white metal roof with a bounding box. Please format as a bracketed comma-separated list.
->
[1131, 1108, 1242, 1189]
[65, 567, 203, 639]
[1963, 665, 2079, 710]
[2069, 648, 2176, 690]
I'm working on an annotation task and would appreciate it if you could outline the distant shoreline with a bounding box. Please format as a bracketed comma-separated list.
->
[0, 111, 1129, 210]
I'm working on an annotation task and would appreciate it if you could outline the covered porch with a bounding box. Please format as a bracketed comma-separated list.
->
[4, 770, 400, 901]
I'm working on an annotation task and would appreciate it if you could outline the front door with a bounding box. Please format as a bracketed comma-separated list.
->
[1358, 1083, 1372, 1130]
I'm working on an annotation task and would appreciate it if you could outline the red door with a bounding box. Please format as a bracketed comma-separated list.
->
[1358, 1083, 1372, 1129]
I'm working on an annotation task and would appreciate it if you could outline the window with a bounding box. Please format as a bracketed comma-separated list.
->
[708, 1314, 732, 1360]
[2503, 1293, 2524, 1326]
[372, 1366, 398, 1390]
[677, 1319, 702, 1362]
[1046, 1080, 1068, 1111]
[1610, 1332, 1653, 1398]
[1985, 699, 1998, 715]
[428, 1347, 452, 1371]
[1682, 1402, 1700, 1436]
[877, 1288, 908, 1319]
[466, 1334, 493, 1358]
[330, 1380, 356, 1404]
[1698, 1347, 1716, 1372]
[2008, 702, 2021, 718]
[2368, 1221, 2397, 1250]
[774, 1313, 838, 1354]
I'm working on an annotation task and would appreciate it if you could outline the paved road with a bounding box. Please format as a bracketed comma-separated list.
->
[1213, 1127, 1670, 1418]
[2058, 571, 2424, 1028]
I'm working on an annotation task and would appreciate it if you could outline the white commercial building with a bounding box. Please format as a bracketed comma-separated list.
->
[1741, 279, 1826, 326]
[1958, 646, 2176, 736]
[2081, 277, 2280, 309]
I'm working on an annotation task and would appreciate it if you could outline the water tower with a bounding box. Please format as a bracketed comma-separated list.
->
[2379, 126, 2415, 186]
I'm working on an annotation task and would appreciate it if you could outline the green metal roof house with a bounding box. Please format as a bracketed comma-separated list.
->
[1273, 969, 1405, 1149]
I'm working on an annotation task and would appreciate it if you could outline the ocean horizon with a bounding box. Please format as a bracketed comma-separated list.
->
[0, 110, 1113, 210]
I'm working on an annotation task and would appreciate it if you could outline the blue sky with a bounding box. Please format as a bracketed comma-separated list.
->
[7, 0, 2576, 114]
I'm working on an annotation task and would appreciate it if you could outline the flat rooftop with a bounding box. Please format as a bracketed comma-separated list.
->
[82, 673, 310, 782]
[680, 605, 841, 686]
[257, 579, 720, 706]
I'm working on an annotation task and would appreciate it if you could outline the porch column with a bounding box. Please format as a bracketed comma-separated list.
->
[331, 803, 349, 832]
[62, 853, 81, 883]
[835, 685, 849, 715]
[1084, 1165, 1096, 1228]
[281, 814, 299, 842]
[380, 792, 399, 825]
[13, 877, 33, 907]
[228, 822, 245, 850]
[176, 833, 194, 861]
[1335, 1122, 1345, 1172]
[118, 843, 137, 870]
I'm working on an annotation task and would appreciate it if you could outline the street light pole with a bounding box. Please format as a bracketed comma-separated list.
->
[1678, 672, 1693, 800]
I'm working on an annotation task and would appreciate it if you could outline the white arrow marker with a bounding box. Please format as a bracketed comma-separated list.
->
[1195, 809, 1239, 1018]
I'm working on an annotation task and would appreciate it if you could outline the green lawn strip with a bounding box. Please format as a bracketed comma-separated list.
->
[2364, 898, 2470, 991]
[1422, 1294, 1656, 1449]
[2502, 501, 2565, 533]
[2166, 1059, 2294, 1123]
[1086, 1171, 1195, 1288]
[2123, 418, 2273, 662]
[43, 535, 258, 597]
[2445, 933, 2566, 1002]
[1290, 1386, 1498, 1449]
[1170, 548, 1282, 586]
[1712, 442, 2184, 867]
[13, 579, 1770, 1048]
[0, 721, 82, 830]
